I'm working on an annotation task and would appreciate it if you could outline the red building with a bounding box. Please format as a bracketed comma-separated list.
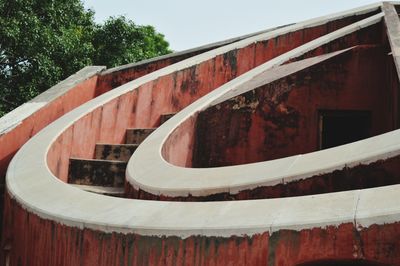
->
[1, 2, 400, 265]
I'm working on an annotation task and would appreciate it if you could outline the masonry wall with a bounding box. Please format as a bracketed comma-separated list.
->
[128, 24, 390, 201]
[48, 16, 376, 182]
[0, 70, 102, 237]
[130, 45, 400, 202]
[3, 11, 394, 266]
[192, 46, 395, 168]
[2, 194, 400, 265]
[160, 20, 383, 169]
[0, 22, 256, 216]
[0, 48, 207, 238]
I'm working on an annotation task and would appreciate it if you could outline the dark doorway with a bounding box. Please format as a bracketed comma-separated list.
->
[319, 110, 371, 150]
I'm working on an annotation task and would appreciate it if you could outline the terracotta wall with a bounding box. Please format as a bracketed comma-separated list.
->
[0, 76, 99, 182]
[0, 18, 262, 192]
[0, 33, 232, 263]
[0, 49, 205, 236]
[124, 28, 400, 202]
[3, 11, 393, 266]
[128, 154, 400, 202]
[193, 46, 393, 167]
[160, 23, 384, 173]
[97, 52, 211, 96]
[160, 20, 383, 168]
[0, 74, 101, 234]
[48, 16, 374, 181]
[3, 195, 400, 265]
[95, 11, 379, 96]
[130, 45, 400, 202]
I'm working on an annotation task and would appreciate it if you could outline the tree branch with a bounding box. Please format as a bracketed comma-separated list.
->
[0, 97, 19, 108]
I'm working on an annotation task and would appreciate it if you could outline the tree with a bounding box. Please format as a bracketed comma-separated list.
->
[92, 16, 171, 67]
[0, 0, 171, 117]
[0, 0, 95, 116]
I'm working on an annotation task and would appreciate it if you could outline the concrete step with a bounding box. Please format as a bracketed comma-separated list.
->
[94, 143, 138, 161]
[71, 184, 125, 197]
[160, 113, 176, 125]
[125, 128, 156, 144]
[68, 158, 126, 187]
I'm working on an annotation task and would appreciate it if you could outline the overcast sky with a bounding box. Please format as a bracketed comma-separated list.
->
[82, 0, 379, 52]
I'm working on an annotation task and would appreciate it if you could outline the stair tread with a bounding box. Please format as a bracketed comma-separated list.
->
[72, 184, 124, 195]
[160, 112, 177, 115]
[69, 157, 127, 163]
[95, 143, 139, 147]
[126, 128, 157, 130]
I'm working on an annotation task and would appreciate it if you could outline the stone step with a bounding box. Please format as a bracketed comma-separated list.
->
[68, 158, 126, 187]
[125, 128, 156, 144]
[94, 143, 138, 161]
[71, 184, 125, 197]
[160, 113, 176, 125]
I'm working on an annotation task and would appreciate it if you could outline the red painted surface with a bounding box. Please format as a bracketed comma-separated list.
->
[4, 10, 400, 266]
[96, 48, 232, 96]
[126, 151, 400, 202]
[0, 50, 197, 226]
[162, 115, 198, 167]
[48, 15, 377, 182]
[0, 76, 99, 182]
[0, 24, 245, 190]
[161, 23, 384, 170]
[0, 39, 236, 264]
[0, 75, 101, 231]
[192, 46, 394, 168]
[128, 48, 400, 201]
[3, 193, 400, 265]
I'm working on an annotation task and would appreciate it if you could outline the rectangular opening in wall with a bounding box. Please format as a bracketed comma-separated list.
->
[319, 110, 371, 150]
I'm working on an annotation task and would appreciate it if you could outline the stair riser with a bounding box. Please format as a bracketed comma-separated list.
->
[95, 144, 138, 161]
[68, 159, 126, 187]
[125, 129, 155, 144]
[160, 113, 175, 125]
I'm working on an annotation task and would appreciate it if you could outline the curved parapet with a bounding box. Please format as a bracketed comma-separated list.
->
[127, 46, 400, 198]
[0, 21, 264, 184]
[3, 2, 400, 265]
[0, 30, 261, 221]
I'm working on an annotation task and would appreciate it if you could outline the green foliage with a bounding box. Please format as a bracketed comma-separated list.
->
[92, 16, 171, 67]
[0, 0, 171, 117]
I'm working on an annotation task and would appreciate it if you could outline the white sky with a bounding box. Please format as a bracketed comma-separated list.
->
[82, 0, 379, 52]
